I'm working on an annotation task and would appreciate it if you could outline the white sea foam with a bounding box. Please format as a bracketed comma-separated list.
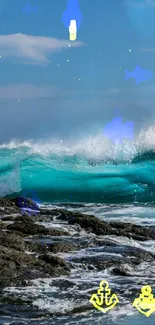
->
[59, 203, 155, 226]
[0, 124, 155, 163]
[32, 297, 76, 314]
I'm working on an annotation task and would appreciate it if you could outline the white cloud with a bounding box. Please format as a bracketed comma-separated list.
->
[0, 33, 84, 64]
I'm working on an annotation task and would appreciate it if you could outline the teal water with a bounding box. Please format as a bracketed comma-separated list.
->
[1, 135, 155, 204]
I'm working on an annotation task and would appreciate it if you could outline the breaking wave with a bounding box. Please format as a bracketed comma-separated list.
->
[1, 126, 155, 203]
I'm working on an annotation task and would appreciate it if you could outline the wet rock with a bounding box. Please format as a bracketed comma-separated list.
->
[48, 228, 68, 236]
[68, 213, 112, 235]
[7, 220, 67, 236]
[70, 255, 122, 271]
[25, 241, 48, 254]
[69, 243, 155, 271]
[56, 209, 80, 221]
[15, 215, 33, 222]
[15, 214, 53, 223]
[7, 220, 48, 235]
[92, 238, 118, 247]
[0, 198, 17, 208]
[0, 231, 25, 251]
[0, 243, 70, 287]
[39, 208, 59, 216]
[0, 221, 5, 229]
[67, 212, 155, 241]
[0, 245, 36, 287]
[51, 279, 76, 289]
[0, 258, 18, 287]
[49, 241, 78, 253]
[121, 246, 155, 262]
[1, 215, 17, 221]
[38, 254, 70, 271]
[109, 221, 155, 241]
[112, 263, 134, 276]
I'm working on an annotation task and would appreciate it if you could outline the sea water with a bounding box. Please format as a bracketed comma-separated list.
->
[1, 131, 155, 324]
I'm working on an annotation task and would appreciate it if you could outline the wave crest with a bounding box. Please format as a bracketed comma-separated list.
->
[1, 126, 155, 203]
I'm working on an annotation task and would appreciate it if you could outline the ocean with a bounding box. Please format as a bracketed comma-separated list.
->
[1, 131, 155, 324]
[2, 129, 155, 204]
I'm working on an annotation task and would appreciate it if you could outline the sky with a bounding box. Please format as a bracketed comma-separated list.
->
[0, 0, 155, 143]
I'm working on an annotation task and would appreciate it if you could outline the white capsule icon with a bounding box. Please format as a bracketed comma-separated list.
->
[69, 20, 77, 41]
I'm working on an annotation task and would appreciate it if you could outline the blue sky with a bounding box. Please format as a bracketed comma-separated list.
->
[0, 0, 155, 143]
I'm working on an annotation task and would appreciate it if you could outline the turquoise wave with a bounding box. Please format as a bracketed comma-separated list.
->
[1, 137, 155, 204]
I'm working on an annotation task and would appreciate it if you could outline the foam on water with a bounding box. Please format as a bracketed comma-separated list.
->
[57, 203, 155, 226]
[1, 126, 155, 203]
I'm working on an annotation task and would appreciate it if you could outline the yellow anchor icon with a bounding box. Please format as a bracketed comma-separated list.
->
[133, 285, 155, 317]
[89, 280, 119, 313]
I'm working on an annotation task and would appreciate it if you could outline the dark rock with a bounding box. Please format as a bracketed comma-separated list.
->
[69, 243, 155, 271]
[68, 213, 112, 235]
[56, 209, 77, 221]
[70, 255, 121, 271]
[0, 198, 17, 208]
[109, 221, 155, 241]
[25, 241, 48, 254]
[112, 264, 134, 276]
[49, 241, 78, 253]
[48, 228, 68, 236]
[7, 220, 48, 235]
[0, 244, 70, 287]
[121, 246, 155, 262]
[67, 212, 155, 241]
[15, 215, 33, 222]
[38, 254, 70, 271]
[16, 214, 53, 223]
[0, 215, 17, 221]
[0, 245, 36, 266]
[0, 231, 25, 251]
[39, 208, 59, 216]
[0, 221, 5, 229]
[92, 238, 118, 247]
[7, 220, 67, 236]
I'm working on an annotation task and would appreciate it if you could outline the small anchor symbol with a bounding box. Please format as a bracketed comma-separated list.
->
[133, 285, 155, 317]
[89, 280, 119, 313]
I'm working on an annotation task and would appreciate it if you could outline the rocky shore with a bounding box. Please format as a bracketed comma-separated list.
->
[0, 197, 155, 325]
[0, 196, 155, 290]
